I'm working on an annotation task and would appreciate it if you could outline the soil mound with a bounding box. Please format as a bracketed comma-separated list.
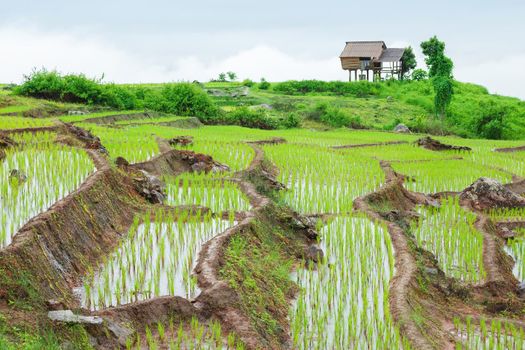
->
[63, 123, 108, 154]
[460, 177, 525, 210]
[415, 136, 471, 151]
[0, 134, 17, 160]
[168, 136, 193, 146]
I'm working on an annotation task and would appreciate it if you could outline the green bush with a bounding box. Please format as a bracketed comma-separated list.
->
[259, 78, 271, 90]
[225, 107, 278, 129]
[273, 80, 381, 97]
[306, 102, 365, 128]
[15, 69, 139, 109]
[242, 79, 255, 87]
[145, 83, 221, 120]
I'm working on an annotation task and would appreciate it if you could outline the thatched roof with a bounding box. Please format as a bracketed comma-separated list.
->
[339, 41, 386, 58]
[377, 48, 405, 62]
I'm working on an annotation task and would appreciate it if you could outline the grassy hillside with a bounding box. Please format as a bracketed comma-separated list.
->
[3, 71, 524, 139]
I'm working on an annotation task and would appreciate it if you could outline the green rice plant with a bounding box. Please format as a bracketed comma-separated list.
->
[164, 174, 251, 213]
[114, 115, 187, 126]
[78, 123, 159, 163]
[488, 207, 525, 222]
[411, 197, 485, 283]
[264, 144, 384, 214]
[392, 159, 511, 193]
[0, 141, 94, 248]
[80, 209, 236, 310]
[0, 116, 55, 129]
[453, 316, 524, 349]
[58, 110, 141, 123]
[290, 216, 408, 349]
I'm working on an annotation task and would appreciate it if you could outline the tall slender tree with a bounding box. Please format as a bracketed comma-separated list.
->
[421, 36, 454, 118]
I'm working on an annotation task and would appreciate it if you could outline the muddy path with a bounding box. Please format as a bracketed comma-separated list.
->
[495, 145, 525, 153]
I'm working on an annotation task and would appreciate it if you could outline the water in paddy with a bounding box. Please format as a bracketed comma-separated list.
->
[290, 216, 408, 349]
[412, 197, 485, 283]
[0, 148, 94, 249]
[505, 233, 525, 283]
[165, 178, 251, 213]
[79, 213, 236, 310]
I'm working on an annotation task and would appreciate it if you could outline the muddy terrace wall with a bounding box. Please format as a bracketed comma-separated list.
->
[0, 165, 145, 306]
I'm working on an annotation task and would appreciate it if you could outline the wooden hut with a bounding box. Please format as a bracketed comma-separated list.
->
[339, 41, 405, 81]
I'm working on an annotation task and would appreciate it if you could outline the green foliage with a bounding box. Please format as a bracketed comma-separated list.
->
[401, 46, 417, 78]
[306, 102, 364, 128]
[273, 80, 381, 97]
[15, 69, 139, 109]
[227, 71, 237, 81]
[421, 36, 454, 118]
[224, 107, 279, 129]
[470, 100, 508, 139]
[411, 69, 428, 81]
[258, 78, 271, 90]
[144, 83, 220, 120]
[242, 79, 255, 87]
[218, 73, 227, 82]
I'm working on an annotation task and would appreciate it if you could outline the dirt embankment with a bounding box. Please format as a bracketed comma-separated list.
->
[80, 112, 155, 124]
[354, 174, 448, 350]
[332, 140, 408, 149]
[366, 167, 525, 348]
[494, 145, 525, 153]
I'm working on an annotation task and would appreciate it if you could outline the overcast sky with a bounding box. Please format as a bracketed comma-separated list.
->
[1, 0, 524, 99]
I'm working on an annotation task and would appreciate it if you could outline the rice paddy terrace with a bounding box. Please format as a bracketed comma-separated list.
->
[2, 102, 525, 349]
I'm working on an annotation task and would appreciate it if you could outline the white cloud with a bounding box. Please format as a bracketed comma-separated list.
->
[455, 56, 525, 99]
[0, 25, 523, 100]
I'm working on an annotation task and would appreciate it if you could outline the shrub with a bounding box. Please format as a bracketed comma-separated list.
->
[305, 102, 365, 128]
[225, 107, 278, 129]
[145, 83, 221, 120]
[242, 79, 255, 87]
[411, 69, 428, 81]
[259, 78, 271, 90]
[273, 80, 381, 97]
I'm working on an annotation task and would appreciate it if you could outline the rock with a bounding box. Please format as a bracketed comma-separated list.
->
[424, 267, 439, 275]
[460, 177, 525, 210]
[133, 170, 165, 204]
[105, 320, 135, 347]
[68, 110, 88, 115]
[305, 245, 324, 263]
[386, 96, 393, 102]
[46, 299, 66, 311]
[48, 310, 103, 324]
[415, 136, 471, 151]
[249, 103, 273, 110]
[9, 169, 27, 183]
[393, 123, 410, 133]
[115, 156, 129, 167]
[168, 136, 193, 147]
[517, 282, 525, 298]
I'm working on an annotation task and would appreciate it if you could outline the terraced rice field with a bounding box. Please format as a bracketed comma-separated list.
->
[2, 109, 525, 349]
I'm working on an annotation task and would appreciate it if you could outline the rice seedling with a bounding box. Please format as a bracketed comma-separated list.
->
[453, 316, 524, 349]
[264, 144, 384, 214]
[290, 216, 408, 349]
[164, 174, 251, 213]
[78, 123, 159, 163]
[114, 115, 188, 126]
[0, 116, 55, 129]
[0, 142, 94, 249]
[392, 159, 511, 193]
[411, 197, 485, 283]
[136, 316, 246, 350]
[80, 209, 236, 310]
[488, 207, 525, 222]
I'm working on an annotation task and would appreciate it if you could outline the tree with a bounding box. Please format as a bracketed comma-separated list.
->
[227, 71, 237, 81]
[400, 46, 417, 79]
[421, 36, 454, 118]
[218, 73, 227, 82]
[411, 69, 428, 81]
